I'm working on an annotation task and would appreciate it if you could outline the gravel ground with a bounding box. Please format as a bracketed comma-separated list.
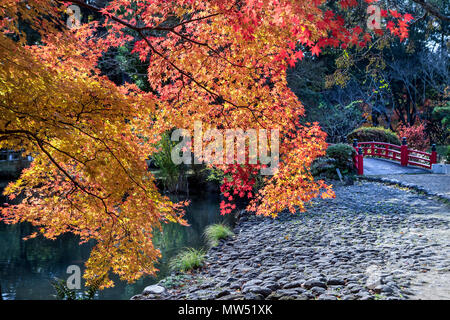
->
[132, 181, 450, 300]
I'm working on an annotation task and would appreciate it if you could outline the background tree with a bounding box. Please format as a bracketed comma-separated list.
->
[288, 0, 448, 144]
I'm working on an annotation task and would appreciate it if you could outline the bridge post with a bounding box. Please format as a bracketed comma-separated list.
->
[430, 144, 437, 165]
[352, 139, 358, 169]
[400, 137, 408, 167]
[357, 147, 364, 175]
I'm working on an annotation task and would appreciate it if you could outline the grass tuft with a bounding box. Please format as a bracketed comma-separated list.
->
[204, 223, 234, 247]
[169, 248, 205, 272]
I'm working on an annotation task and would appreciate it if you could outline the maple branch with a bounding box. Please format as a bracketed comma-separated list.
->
[0, 129, 31, 136]
[409, 12, 428, 26]
[63, 1, 263, 111]
[54, 118, 151, 195]
[65, 0, 251, 69]
[63, 0, 148, 31]
[170, 12, 221, 29]
[164, 29, 255, 69]
[137, 29, 264, 118]
[60, 0, 278, 132]
[34, 140, 113, 213]
[0, 128, 117, 218]
[64, 0, 220, 32]
[0, 101, 150, 199]
[42, 140, 87, 164]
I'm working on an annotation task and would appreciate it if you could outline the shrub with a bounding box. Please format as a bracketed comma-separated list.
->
[311, 157, 339, 178]
[204, 224, 234, 247]
[51, 278, 100, 300]
[347, 127, 401, 145]
[151, 132, 185, 193]
[431, 103, 450, 144]
[158, 274, 190, 289]
[326, 143, 356, 168]
[169, 248, 205, 272]
[311, 144, 356, 178]
[396, 121, 429, 151]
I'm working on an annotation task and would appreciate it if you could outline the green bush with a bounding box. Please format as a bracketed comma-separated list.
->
[51, 278, 100, 300]
[312, 144, 356, 178]
[326, 144, 356, 167]
[431, 103, 450, 144]
[158, 274, 190, 289]
[311, 157, 338, 178]
[151, 132, 182, 192]
[204, 224, 234, 247]
[347, 127, 401, 145]
[169, 248, 205, 272]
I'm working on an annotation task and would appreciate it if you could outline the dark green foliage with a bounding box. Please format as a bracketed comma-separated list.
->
[51, 278, 99, 300]
[158, 274, 191, 289]
[52, 278, 77, 300]
[169, 248, 205, 272]
[151, 132, 183, 193]
[445, 146, 450, 164]
[312, 143, 356, 178]
[204, 224, 234, 247]
[287, 57, 326, 109]
[311, 157, 340, 178]
[433, 104, 450, 128]
[431, 103, 450, 144]
[347, 127, 401, 145]
[326, 144, 357, 168]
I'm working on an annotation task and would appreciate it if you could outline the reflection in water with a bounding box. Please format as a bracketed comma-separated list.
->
[0, 185, 232, 300]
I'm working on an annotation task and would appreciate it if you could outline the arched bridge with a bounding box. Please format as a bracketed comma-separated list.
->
[352, 138, 438, 176]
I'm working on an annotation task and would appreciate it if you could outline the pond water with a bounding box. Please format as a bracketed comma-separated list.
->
[0, 181, 232, 300]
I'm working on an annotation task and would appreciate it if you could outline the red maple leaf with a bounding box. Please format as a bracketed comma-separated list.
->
[311, 45, 321, 56]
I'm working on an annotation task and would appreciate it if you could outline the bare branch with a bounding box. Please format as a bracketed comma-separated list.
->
[410, 0, 449, 22]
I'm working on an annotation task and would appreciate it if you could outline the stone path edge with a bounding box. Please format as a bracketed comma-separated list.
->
[359, 176, 450, 204]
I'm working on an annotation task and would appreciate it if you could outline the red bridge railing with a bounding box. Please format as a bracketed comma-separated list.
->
[352, 138, 437, 175]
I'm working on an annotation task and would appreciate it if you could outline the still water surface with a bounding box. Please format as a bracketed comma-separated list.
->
[0, 182, 231, 300]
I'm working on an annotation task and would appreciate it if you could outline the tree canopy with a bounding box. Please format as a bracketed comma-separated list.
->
[0, 0, 413, 288]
